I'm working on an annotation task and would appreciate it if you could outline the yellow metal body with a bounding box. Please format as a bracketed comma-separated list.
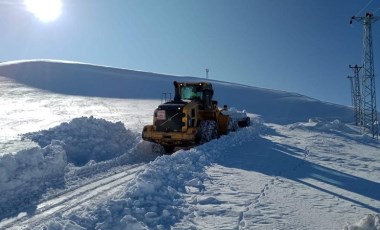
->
[142, 125, 198, 147]
[142, 82, 230, 149]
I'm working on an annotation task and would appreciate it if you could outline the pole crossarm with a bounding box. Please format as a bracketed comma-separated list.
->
[350, 12, 380, 25]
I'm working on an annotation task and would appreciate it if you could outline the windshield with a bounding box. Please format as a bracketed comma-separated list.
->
[180, 86, 203, 100]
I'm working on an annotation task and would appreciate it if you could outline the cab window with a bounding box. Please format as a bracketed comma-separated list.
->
[180, 86, 202, 100]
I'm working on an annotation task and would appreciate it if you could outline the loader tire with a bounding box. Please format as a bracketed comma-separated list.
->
[163, 145, 175, 154]
[152, 144, 175, 155]
[228, 118, 239, 132]
[238, 117, 250, 127]
[197, 120, 218, 144]
[152, 144, 166, 155]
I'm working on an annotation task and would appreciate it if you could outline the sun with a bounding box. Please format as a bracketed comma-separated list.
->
[24, 0, 62, 22]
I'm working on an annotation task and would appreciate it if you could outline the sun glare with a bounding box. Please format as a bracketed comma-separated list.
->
[24, 0, 62, 22]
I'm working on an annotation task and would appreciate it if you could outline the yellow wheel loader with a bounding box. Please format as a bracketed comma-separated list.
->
[142, 81, 250, 153]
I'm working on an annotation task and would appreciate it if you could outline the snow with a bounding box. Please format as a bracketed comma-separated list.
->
[221, 106, 249, 120]
[0, 60, 354, 124]
[35, 121, 261, 230]
[0, 141, 66, 218]
[0, 115, 144, 221]
[23, 116, 139, 166]
[344, 214, 380, 230]
[0, 60, 379, 229]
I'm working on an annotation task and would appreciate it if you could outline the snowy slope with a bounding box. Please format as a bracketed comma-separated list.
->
[0, 60, 379, 229]
[0, 60, 353, 124]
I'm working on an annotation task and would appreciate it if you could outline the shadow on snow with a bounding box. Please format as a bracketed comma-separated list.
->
[217, 132, 380, 213]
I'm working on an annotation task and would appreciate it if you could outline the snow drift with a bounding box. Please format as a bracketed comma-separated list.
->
[0, 141, 66, 218]
[41, 121, 262, 229]
[23, 116, 139, 166]
[344, 214, 380, 230]
[0, 60, 354, 124]
[288, 119, 359, 134]
[0, 117, 141, 220]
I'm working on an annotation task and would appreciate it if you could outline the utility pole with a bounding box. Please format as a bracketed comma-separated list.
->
[347, 75, 356, 122]
[205, 68, 209, 79]
[350, 12, 379, 139]
[348, 64, 363, 126]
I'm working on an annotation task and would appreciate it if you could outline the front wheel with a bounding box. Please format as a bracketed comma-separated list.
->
[197, 120, 219, 144]
[163, 145, 175, 154]
[152, 144, 165, 155]
[152, 144, 175, 155]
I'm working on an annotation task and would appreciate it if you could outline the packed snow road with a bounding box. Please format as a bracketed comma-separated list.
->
[0, 164, 144, 230]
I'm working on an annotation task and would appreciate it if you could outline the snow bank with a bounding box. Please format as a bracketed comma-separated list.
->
[1, 117, 141, 220]
[0, 117, 142, 220]
[344, 214, 380, 230]
[0, 141, 66, 218]
[23, 116, 139, 166]
[288, 119, 359, 134]
[43, 120, 262, 229]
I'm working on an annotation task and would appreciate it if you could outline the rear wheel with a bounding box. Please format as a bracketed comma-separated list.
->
[237, 117, 250, 127]
[197, 120, 219, 144]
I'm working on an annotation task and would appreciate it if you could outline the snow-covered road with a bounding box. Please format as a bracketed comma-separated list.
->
[1, 164, 144, 230]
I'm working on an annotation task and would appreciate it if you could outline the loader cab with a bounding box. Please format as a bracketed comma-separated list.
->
[180, 85, 203, 101]
[174, 81, 214, 109]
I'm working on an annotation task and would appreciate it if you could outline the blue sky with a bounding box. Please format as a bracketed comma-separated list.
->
[0, 0, 379, 107]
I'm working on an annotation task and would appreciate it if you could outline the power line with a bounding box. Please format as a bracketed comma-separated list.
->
[355, 0, 375, 16]
[374, 6, 380, 14]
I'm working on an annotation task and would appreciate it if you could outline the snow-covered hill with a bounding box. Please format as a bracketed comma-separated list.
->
[0, 60, 353, 124]
[0, 60, 379, 229]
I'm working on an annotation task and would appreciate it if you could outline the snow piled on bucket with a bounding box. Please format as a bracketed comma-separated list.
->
[23, 116, 139, 166]
[0, 141, 66, 218]
[43, 120, 262, 229]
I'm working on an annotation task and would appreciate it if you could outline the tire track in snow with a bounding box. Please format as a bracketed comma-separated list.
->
[0, 164, 145, 230]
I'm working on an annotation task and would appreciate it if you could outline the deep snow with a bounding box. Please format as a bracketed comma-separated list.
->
[23, 116, 139, 166]
[0, 141, 66, 219]
[0, 60, 379, 229]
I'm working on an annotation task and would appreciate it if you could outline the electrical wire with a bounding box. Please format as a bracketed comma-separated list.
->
[355, 0, 375, 16]
[374, 6, 380, 14]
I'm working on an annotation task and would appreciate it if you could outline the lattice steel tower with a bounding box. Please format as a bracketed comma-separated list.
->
[350, 12, 379, 139]
[348, 64, 362, 126]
